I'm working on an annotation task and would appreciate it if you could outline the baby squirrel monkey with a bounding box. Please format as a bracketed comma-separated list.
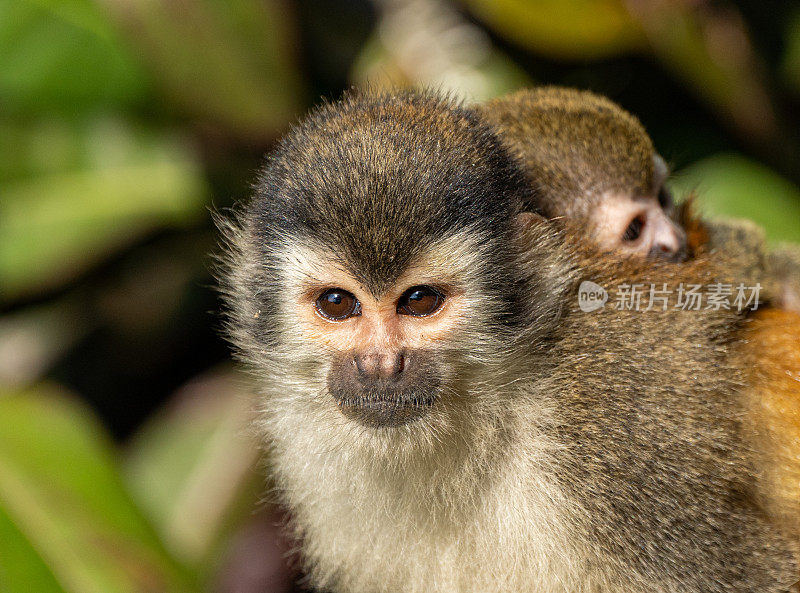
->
[477, 87, 688, 261]
[219, 89, 799, 593]
[478, 86, 800, 309]
[479, 87, 800, 537]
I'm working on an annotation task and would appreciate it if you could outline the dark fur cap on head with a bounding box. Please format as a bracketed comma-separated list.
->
[247, 89, 535, 296]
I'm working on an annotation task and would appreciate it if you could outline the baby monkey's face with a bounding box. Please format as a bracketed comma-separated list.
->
[590, 156, 687, 261]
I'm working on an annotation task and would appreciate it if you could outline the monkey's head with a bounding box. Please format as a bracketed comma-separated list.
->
[479, 87, 687, 261]
[220, 91, 565, 449]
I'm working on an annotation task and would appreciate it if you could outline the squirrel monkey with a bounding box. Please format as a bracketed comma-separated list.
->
[478, 86, 800, 540]
[477, 87, 687, 261]
[218, 90, 799, 593]
[477, 86, 800, 309]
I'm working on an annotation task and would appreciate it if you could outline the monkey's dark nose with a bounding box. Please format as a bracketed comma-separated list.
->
[353, 352, 405, 381]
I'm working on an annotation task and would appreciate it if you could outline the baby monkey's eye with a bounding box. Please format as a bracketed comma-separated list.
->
[397, 286, 444, 317]
[315, 289, 360, 321]
[622, 216, 644, 242]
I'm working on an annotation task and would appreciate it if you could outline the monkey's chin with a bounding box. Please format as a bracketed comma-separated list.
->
[333, 391, 438, 428]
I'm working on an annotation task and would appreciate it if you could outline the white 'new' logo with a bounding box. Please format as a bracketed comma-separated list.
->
[578, 280, 608, 312]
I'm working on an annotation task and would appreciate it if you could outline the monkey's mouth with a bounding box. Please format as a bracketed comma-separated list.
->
[333, 390, 438, 428]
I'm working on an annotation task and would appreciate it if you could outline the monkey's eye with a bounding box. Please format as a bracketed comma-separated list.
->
[397, 286, 444, 317]
[315, 289, 360, 321]
[622, 216, 644, 242]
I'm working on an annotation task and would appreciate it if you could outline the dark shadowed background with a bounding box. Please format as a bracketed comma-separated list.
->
[1, 1, 799, 592]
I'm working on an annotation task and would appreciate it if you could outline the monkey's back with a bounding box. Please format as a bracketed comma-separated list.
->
[538, 232, 800, 592]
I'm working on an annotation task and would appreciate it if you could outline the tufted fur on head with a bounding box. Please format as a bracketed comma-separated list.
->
[217, 89, 799, 593]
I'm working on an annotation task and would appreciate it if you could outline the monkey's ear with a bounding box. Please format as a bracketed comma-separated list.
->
[653, 154, 669, 187]
[514, 211, 548, 233]
[512, 211, 550, 250]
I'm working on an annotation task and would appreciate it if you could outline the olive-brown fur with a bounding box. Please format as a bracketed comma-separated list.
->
[477, 87, 655, 220]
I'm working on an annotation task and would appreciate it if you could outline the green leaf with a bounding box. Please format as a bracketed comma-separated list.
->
[0, 0, 150, 115]
[671, 154, 800, 245]
[462, 0, 644, 59]
[0, 117, 209, 302]
[0, 384, 196, 593]
[124, 369, 261, 569]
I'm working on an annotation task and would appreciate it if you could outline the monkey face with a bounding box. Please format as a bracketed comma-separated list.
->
[220, 91, 551, 443]
[591, 191, 687, 261]
[309, 282, 454, 427]
[266, 232, 509, 430]
[589, 156, 687, 261]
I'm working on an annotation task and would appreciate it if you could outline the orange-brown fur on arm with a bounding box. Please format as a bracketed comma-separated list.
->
[737, 308, 800, 536]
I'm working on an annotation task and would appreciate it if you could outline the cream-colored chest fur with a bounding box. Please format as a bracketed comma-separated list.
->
[262, 387, 642, 593]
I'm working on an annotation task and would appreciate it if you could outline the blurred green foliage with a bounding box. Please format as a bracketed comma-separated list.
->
[0, 385, 195, 592]
[673, 154, 800, 245]
[123, 371, 261, 571]
[0, 118, 208, 301]
[462, 0, 644, 58]
[0, 0, 149, 115]
[0, 0, 798, 591]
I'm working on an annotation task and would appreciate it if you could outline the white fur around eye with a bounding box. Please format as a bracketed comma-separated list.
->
[591, 192, 650, 251]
